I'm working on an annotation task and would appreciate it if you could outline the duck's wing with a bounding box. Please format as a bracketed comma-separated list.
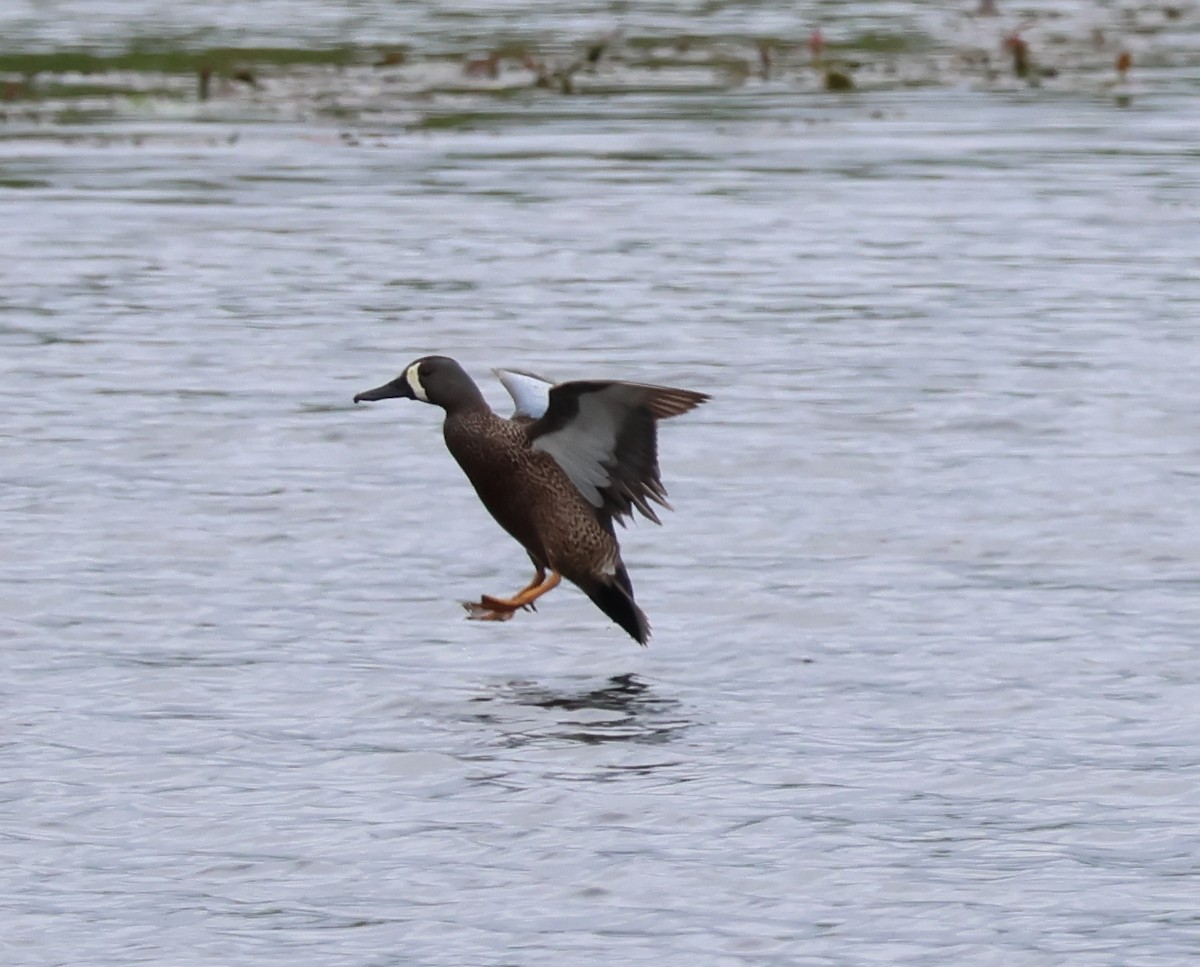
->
[494, 368, 554, 420]
[528, 380, 709, 525]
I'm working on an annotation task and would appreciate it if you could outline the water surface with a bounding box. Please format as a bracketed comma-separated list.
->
[3, 2, 1200, 964]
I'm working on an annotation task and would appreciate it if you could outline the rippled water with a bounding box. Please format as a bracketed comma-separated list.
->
[4, 2, 1200, 964]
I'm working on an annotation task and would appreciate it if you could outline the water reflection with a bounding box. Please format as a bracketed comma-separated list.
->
[470, 673, 693, 747]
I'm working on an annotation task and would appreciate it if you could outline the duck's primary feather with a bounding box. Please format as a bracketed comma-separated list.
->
[529, 380, 709, 526]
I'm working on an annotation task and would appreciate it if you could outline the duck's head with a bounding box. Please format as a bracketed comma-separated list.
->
[353, 355, 485, 412]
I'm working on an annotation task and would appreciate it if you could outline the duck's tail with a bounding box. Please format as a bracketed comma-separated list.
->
[581, 564, 650, 646]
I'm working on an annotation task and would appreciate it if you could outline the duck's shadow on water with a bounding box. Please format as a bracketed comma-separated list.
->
[469, 672, 694, 748]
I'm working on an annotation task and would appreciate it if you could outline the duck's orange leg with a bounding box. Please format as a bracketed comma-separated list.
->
[512, 567, 549, 601]
[464, 569, 562, 622]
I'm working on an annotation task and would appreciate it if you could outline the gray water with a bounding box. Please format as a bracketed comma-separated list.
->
[4, 2, 1200, 964]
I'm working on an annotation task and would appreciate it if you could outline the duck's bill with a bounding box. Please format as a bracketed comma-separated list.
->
[353, 377, 414, 404]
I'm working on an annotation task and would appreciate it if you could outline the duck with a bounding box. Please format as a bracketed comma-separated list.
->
[353, 356, 708, 645]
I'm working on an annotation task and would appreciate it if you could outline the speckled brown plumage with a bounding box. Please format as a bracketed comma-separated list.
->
[444, 410, 622, 584]
[353, 355, 708, 645]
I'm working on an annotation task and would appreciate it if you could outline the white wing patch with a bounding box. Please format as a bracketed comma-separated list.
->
[532, 388, 628, 508]
[494, 368, 553, 419]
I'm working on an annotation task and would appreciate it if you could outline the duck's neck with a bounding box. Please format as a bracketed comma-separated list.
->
[441, 380, 491, 418]
[446, 386, 492, 419]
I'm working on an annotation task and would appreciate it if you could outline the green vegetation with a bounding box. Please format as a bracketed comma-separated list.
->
[0, 45, 363, 76]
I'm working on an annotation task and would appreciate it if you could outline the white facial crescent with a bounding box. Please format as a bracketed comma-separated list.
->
[406, 362, 428, 402]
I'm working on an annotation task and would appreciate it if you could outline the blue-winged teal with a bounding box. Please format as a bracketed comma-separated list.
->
[353, 356, 708, 645]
